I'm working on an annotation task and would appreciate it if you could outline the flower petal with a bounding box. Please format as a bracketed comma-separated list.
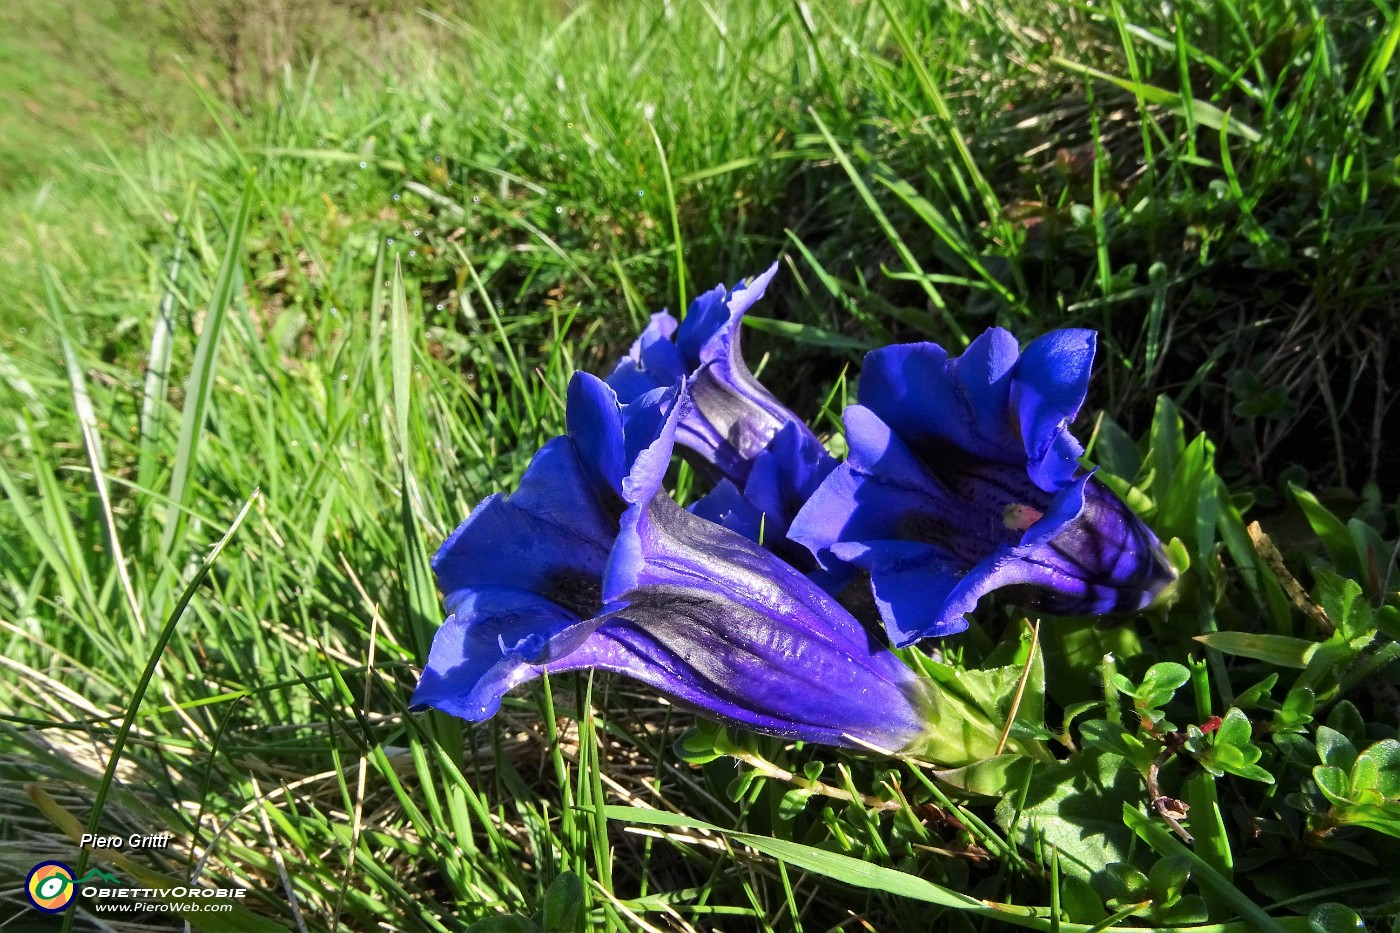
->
[607, 311, 684, 403]
[797, 329, 1176, 644]
[1013, 328, 1094, 489]
[566, 372, 684, 507]
[601, 489, 933, 749]
[410, 586, 595, 720]
[859, 329, 1022, 465]
[432, 436, 615, 618]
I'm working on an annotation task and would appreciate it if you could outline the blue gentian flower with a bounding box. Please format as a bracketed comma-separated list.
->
[788, 328, 1177, 647]
[413, 372, 937, 752]
[411, 373, 678, 720]
[608, 263, 847, 586]
[606, 263, 820, 487]
[689, 422, 849, 590]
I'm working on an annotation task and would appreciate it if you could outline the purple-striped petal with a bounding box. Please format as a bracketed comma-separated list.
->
[792, 329, 1176, 645]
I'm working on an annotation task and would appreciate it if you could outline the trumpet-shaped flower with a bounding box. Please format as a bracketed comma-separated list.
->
[689, 421, 849, 589]
[789, 328, 1176, 647]
[413, 373, 937, 752]
[606, 264, 821, 487]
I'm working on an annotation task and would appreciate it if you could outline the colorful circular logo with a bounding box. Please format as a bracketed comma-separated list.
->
[26, 861, 75, 913]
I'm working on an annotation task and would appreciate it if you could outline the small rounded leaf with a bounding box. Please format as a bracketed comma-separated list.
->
[1354, 739, 1400, 799]
[1141, 662, 1191, 706]
[541, 872, 583, 933]
[1316, 725, 1358, 771]
[1214, 707, 1254, 749]
[1313, 765, 1353, 806]
[1147, 855, 1191, 905]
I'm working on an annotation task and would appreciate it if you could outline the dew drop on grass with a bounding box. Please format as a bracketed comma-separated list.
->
[339, 373, 349, 383]
[409, 250, 416, 257]
[386, 237, 394, 245]
[555, 206, 563, 214]
[637, 189, 644, 198]
[393, 193, 401, 201]
[435, 303, 444, 311]
[359, 161, 367, 169]
[412, 228, 422, 236]
[472, 196, 481, 204]
[360, 414, 370, 425]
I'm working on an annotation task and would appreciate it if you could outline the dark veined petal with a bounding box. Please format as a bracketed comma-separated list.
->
[793, 328, 1176, 645]
[596, 487, 934, 750]
[604, 263, 818, 487]
[416, 372, 685, 721]
[691, 421, 847, 588]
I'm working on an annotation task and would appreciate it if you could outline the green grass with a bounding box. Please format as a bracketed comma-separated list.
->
[1, 0, 1398, 929]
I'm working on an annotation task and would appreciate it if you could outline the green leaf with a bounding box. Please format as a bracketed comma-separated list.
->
[778, 787, 813, 821]
[1147, 854, 1191, 905]
[912, 655, 1045, 763]
[604, 806, 985, 911]
[1140, 662, 1192, 708]
[743, 315, 874, 351]
[1290, 485, 1355, 571]
[1105, 862, 1151, 904]
[674, 726, 724, 765]
[467, 916, 540, 933]
[1214, 708, 1254, 749]
[1316, 573, 1372, 639]
[157, 172, 257, 576]
[1235, 673, 1279, 709]
[1058, 874, 1107, 923]
[995, 749, 1141, 884]
[1316, 726, 1359, 771]
[1272, 687, 1316, 734]
[1155, 894, 1210, 925]
[1122, 806, 1292, 933]
[1092, 415, 1142, 482]
[1052, 56, 1263, 142]
[540, 871, 582, 933]
[1358, 740, 1400, 798]
[1325, 701, 1366, 745]
[1193, 633, 1315, 669]
[934, 754, 1035, 799]
[1080, 719, 1155, 768]
[1313, 766, 1353, 806]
